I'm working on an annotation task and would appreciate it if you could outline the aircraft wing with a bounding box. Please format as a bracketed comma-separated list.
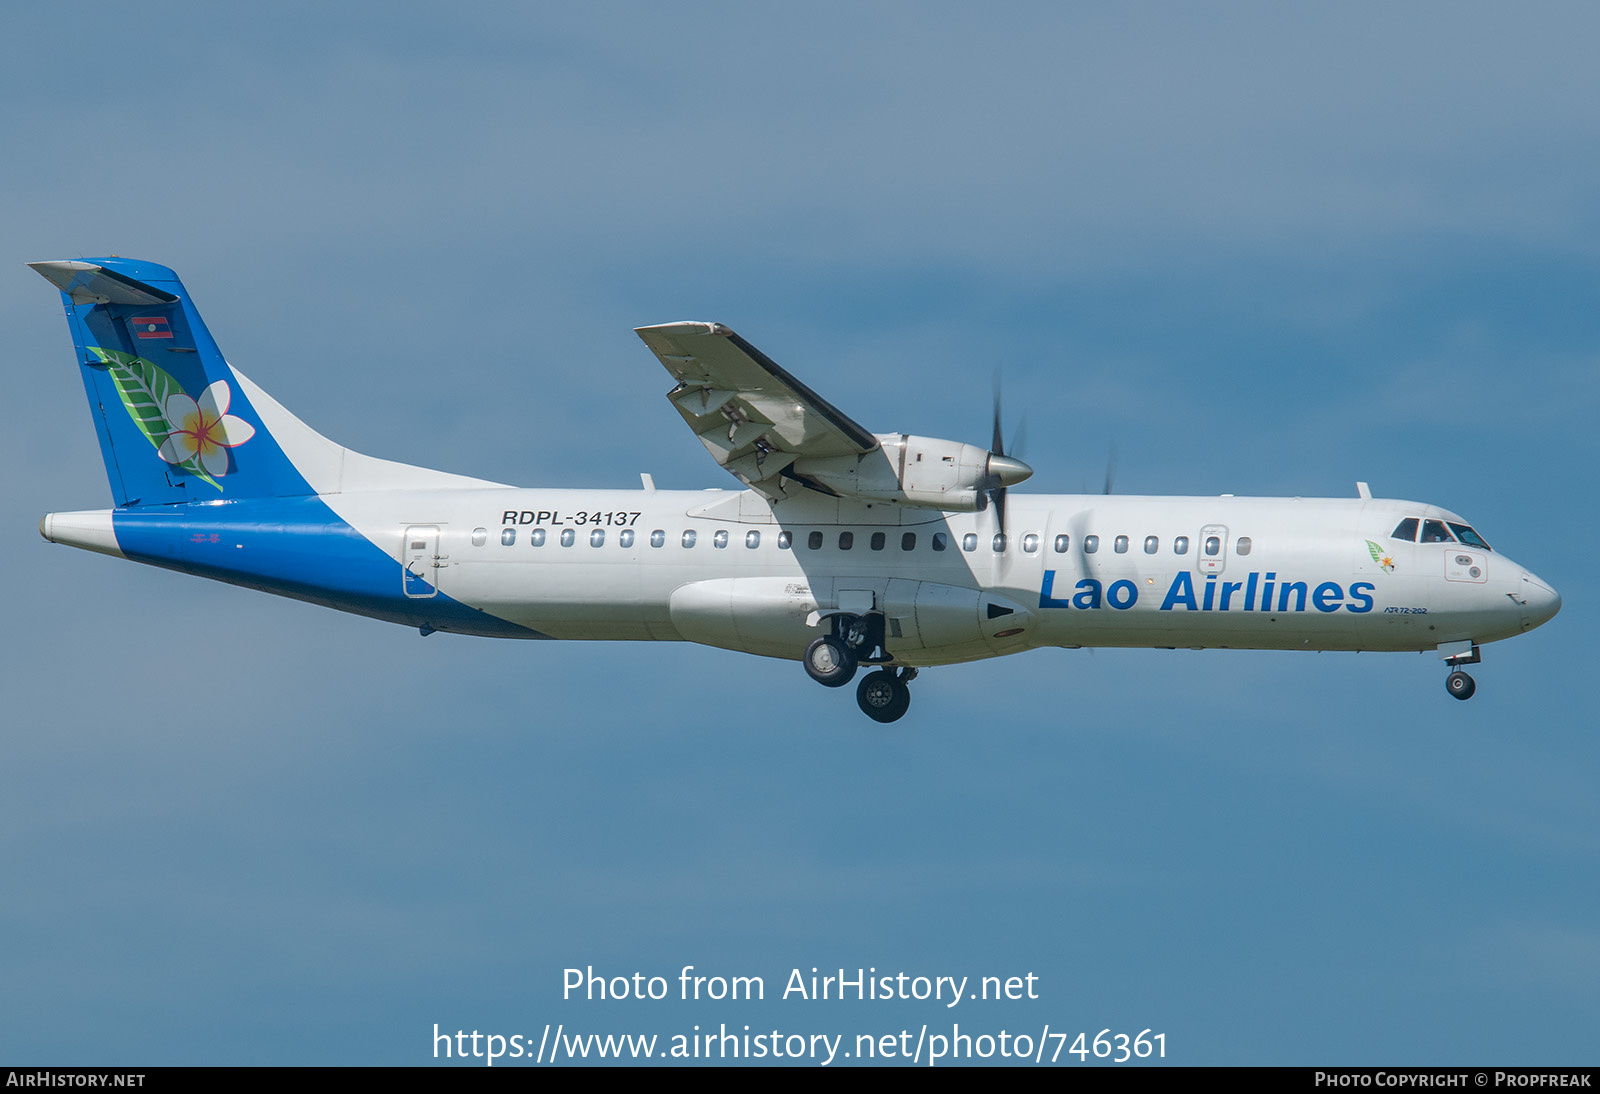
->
[635, 322, 879, 498]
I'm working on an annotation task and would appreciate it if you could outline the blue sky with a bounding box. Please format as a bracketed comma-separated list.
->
[3, 3, 1597, 1066]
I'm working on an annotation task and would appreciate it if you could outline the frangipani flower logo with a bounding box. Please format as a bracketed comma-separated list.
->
[1365, 539, 1396, 574]
[156, 381, 256, 479]
[88, 347, 256, 491]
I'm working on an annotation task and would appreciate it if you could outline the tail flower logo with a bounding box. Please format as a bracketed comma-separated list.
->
[89, 347, 256, 490]
[1365, 539, 1396, 574]
[156, 381, 256, 479]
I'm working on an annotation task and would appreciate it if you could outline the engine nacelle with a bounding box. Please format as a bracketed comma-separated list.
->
[791, 433, 1027, 510]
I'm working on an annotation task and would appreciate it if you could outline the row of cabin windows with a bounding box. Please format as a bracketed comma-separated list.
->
[471, 527, 1254, 557]
[474, 527, 788, 549]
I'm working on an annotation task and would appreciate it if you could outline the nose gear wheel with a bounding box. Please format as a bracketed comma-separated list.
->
[1445, 670, 1476, 700]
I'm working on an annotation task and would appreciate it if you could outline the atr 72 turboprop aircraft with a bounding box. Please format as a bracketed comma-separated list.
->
[34, 257, 1561, 722]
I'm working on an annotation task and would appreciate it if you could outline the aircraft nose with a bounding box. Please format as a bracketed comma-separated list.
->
[1519, 571, 1561, 629]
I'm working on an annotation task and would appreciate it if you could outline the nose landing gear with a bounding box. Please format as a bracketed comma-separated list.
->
[1440, 642, 1481, 701]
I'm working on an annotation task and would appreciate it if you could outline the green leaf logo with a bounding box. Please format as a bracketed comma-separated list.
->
[1365, 539, 1396, 574]
[89, 346, 227, 490]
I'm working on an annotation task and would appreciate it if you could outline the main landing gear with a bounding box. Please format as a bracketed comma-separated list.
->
[803, 634, 857, 687]
[856, 667, 916, 723]
[802, 613, 917, 722]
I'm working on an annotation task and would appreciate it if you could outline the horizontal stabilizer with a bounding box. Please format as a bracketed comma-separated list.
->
[28, 260, 179, 306]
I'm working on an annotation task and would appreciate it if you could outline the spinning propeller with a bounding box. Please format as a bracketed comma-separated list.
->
[980, 383, 1033, 532]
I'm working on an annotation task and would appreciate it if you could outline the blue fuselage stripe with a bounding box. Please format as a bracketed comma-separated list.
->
[111, 497, 546, 638]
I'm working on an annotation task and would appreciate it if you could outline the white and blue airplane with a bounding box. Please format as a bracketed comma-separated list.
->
[34, 257, 1560, 721]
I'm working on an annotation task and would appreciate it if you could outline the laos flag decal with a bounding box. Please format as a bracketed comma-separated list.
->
[130, 316, 172, 339]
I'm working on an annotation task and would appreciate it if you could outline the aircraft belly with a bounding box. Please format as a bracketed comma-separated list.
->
[450, 557, 666, 640]
[1039, 606, 1363, 651]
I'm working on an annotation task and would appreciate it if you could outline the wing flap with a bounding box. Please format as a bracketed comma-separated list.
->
[637, 321, 877, 497]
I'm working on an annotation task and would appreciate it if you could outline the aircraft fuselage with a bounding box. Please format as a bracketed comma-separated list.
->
[43, 486, 1560, 668]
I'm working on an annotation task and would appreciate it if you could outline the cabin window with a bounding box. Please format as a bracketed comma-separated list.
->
[992, 533, 1007, 553]
[901, 532, 916, 551]
[618, 529, 634, 548]
[808, 531, 824, 550]
[746, 530, 760, 548]
[1392, 517, 1419, 542]
[590, 529, 605, 547]
[1236, 536, 1252, 556]
[1420, 519, 1454, 543]
[471, 528, 488, 547]
[1204, 535, 1220, 555]
[650, 529, 665, 548]
[530, 528, 547, 547]
[1022, 533, 1039, 554]
[1083, 535, 1099, 554]
[1054, 534, 1069, 553]
[778, 531, 793, 549]
[713, 529, 729, 548]
[962, 533, 978, 552]
[681, 529, 697, 548]
[1144, 535, 1159, 554]
[1113, 535, 1129, 554]
[560, 528, 576, 547]
[1448, 523, 1491, 550]
[932, 532, 948, 552]
[1174, 536, 1189, 555]
[870, 531, 886, 551]
[839, 531, 854, 550]
[501, 528, 516, 546]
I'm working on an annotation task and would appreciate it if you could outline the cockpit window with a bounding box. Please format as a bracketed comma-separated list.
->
[1448, 523, 1492, 550]
[1391, 517, 1418, 542]
[1420, 519, 1455, 544]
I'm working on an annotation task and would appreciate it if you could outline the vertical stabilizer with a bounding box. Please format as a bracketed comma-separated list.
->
[31, 257, 316, 506]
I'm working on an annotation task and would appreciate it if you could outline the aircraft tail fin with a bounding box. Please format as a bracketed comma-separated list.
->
[32, 257, 319, 506]
[35, 257, 512, 505]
